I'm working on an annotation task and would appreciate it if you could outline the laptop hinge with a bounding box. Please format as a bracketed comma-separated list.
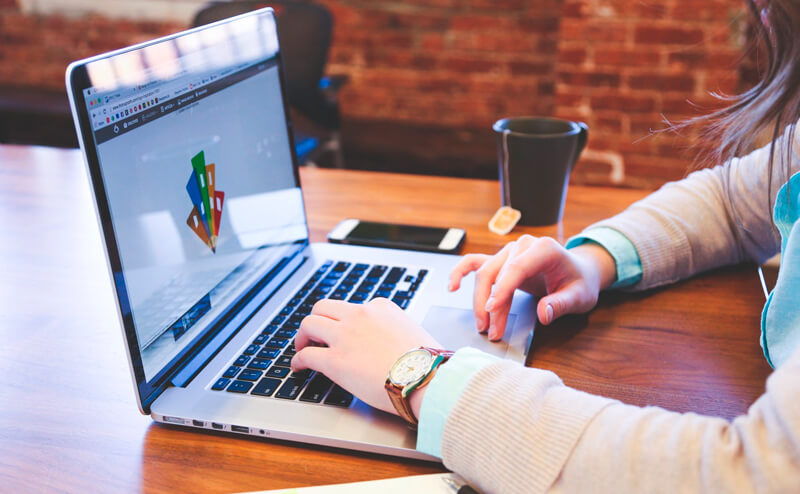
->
[170, 253, 307, 387]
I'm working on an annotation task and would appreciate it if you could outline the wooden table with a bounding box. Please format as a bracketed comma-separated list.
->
[0, 145, 773, 493]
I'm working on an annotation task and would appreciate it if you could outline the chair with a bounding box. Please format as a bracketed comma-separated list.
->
[192, 1, 347, 167]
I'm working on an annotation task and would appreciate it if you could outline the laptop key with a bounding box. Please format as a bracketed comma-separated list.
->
[247, 358, 271, 370]
[271, 315, 285, 326]
[238, 369, 262, 381]
[374, 290, 391, 299]
[257, 348, 280, 359]
[299, 373, 333, 403]
[261, 324, 278, 335]
[266, 366, 290, 378]
[223, 365, 240, 379]
[227, 380, 253, 393]
[332, 261, 350, 272]
[253, 334, 268, 345]
[349, 292, 367, 303]
[324, 385, 354, 407]
[212, 377, 230, 390]
[279, 306, 293, 316]
[233, 355, 250, 367]
[276, 355, 293, 367]
[275, 376, 310, 400]
[391, 296, 410, 310]
[282, 347, 296, 357]
[251, 378, 282, 397]
[243, 344, 259, 355]
[276, 329, 296, 339]
[266, 337, 289, 349]
[329, 292, 346, 300]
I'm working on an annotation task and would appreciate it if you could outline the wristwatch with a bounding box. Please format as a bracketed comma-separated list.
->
[385, 347, 453, 429]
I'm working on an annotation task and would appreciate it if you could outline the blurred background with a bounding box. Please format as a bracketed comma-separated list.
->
[0, 0, 762, 188]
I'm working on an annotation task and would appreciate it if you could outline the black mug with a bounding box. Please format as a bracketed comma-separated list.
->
[493, 117, 588, 226]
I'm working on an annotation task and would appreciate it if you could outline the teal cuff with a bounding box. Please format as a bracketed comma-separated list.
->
[565, 227, 643, 289]
[416, 347, 500, 457]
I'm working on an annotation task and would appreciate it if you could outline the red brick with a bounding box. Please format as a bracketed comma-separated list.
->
[442, 56, 500, 74]
[451, 14, 515, 31]
[517, 16, 560, 33]
[468, 0, 526, 10]
[509, 60, 552, 75]
[594, 48, 660, 67]
[591, 94, 656, 112]
[558, 70, 621, 88]
[629, 73, 696, 92]
[558, 47, 587, 65]
[560, 19, 628, 43]
[667, 49, 739, 70]
[634, 25, 704, 45]
[419, 33, 446, 50]
[385, 11, 450, 30]
[562, 1, 586, 18]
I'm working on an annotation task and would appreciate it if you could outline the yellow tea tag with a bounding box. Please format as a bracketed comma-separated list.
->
[488, 206, 521, 235]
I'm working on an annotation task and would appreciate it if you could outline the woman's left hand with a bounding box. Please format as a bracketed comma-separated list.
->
[291, 297, 441, 415]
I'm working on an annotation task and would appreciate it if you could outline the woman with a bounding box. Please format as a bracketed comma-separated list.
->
[291, 0, 800, 491]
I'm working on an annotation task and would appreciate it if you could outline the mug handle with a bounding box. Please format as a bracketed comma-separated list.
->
[570, 122, 588, 171]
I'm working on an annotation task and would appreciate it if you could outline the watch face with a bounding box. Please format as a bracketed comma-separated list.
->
[389, 349, 434, 386]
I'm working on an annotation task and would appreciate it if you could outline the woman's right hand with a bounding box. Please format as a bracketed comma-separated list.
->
[449, 235, 617, 340]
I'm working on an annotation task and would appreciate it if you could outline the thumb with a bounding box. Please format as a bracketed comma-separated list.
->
[537, 284, 588, 325]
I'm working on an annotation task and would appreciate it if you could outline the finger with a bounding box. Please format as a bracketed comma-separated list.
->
[472, 244, 514, 332]
[486, 237, 561, 313]
[484, 238, 537, 340]
[291, 346, 332, 373]
[310, 298, 352, 320]
[295, 314, 339, 350]
[537, 282, 592, 325]
[449, 254, 491, 291]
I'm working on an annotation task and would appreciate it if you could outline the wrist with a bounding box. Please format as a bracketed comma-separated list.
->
[570, 243, 617, 291]
[409, 381, 428, 419]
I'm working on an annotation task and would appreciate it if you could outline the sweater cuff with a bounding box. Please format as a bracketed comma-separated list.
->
[416, 347, 500, 457]
[566, 227, 643, 289]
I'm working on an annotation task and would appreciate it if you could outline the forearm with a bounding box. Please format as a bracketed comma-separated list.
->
[433, 348, 800, 494]
[584, 138, 794, 290]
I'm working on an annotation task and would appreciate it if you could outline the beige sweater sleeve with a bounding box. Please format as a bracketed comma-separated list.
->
[440, 345, 800, 494]
[585, 128, 799, 290]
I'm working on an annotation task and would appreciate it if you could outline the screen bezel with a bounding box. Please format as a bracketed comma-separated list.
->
[65, 8, 308, 413]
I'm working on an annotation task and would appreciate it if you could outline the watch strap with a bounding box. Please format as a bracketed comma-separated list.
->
[386, 347, 453, 430]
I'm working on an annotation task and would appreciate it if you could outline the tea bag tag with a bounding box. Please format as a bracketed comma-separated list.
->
[488, 206, 521, 235]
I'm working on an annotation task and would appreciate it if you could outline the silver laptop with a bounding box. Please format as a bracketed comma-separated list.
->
[66, 7, 536, 461]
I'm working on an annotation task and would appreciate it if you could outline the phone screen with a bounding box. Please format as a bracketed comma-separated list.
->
[347, 221, 447, 247]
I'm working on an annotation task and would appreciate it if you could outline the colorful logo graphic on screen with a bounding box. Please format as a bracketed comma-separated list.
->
[186, 151, 225, 252]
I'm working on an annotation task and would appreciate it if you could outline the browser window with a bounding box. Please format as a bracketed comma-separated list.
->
[82, 22, 307, 380]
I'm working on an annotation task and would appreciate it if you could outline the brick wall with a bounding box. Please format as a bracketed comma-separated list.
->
[0, 0, 755, 187]
[553, 0, 750, 186]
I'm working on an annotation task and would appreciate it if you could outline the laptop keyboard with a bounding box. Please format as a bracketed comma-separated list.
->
[211, 260, 427, 408]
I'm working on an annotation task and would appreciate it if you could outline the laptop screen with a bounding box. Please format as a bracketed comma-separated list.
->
[78, 12, 307, 382]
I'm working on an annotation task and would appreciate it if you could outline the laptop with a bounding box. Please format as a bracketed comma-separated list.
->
[66, 7, 536, 461]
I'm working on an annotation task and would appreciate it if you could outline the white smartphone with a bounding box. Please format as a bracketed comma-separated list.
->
[327, 219, 466, 254]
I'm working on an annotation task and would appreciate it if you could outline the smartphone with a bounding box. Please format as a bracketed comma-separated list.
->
[327, 219, 466, 254]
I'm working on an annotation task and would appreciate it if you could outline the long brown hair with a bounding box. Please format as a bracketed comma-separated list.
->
[698, 0, 799, 195]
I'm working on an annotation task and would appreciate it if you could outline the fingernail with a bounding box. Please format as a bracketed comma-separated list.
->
[448, 282, 454, 292]
[485, 297, 494, 312]
[545, 304, 554, 324]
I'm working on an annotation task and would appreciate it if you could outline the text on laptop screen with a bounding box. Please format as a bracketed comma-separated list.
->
[82, 15, 307, 381]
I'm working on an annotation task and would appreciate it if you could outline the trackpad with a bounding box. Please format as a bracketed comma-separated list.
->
[421, 306, 517, 359]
